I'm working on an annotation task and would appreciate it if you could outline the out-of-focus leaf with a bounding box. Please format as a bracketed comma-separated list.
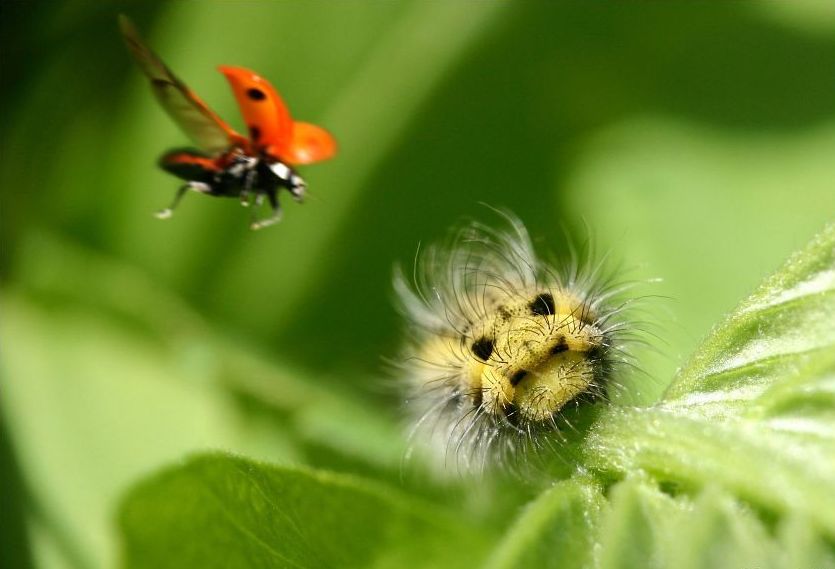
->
[584, 223, 835, 537]
[758, 1, 835, 34]
[664, 222, 835, 404]
[1, 233, 405, 568]
[0, 407, 34, 569]
[661, 488, 775, 569]
[596, 479, 686, 569]
[565, 119, 835, 392]
[0, 292, 282, 569]
[777, 514, 835, 569]
[487, 477, 833, 569]
[482, 478, 603, 569]
[119, 453, 490, 569]
[596, 480, 793, 569]
[16, 231, 405, 467]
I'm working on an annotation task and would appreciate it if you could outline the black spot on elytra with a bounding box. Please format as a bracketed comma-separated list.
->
[246, 88, 266, 101]
[529, 293, 555, 316]
[550, 336, 568, 354]
[510, 370, 528, 386]
[471, 337, 494, 361]
[249, 125, 261, 141]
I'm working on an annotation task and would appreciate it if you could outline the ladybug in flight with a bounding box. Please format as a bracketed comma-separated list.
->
[119, 16, 336, 229]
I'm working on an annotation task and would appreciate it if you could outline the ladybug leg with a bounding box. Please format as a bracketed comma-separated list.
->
[155, 182, 208, 219]
[250, 189, 282, 230]
[240, 168, 258, 207]
[289, 174, 306, 203]
[248, 192, 265, 228]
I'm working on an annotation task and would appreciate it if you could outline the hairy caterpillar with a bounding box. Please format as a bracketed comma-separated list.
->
[394, 212, 637, 474]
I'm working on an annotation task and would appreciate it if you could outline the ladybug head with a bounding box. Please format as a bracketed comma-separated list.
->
[268, 160, 306, 201]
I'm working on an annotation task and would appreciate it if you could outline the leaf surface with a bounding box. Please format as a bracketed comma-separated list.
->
[120, 453, 488, 569]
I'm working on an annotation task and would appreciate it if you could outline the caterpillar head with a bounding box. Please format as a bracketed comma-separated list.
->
[462, 289, 606, 424]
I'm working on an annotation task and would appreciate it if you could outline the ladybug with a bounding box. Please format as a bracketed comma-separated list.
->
[119, 16, 336, 229]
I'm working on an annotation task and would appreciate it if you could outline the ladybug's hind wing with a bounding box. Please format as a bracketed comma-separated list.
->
[119, 16, 246, 154]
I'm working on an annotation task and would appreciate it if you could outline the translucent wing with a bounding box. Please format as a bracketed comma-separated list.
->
[283, 122, 337, 165]
[119, 16, 246, 154]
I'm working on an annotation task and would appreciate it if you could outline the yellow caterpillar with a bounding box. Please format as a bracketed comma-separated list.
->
[394, 212, 634, 474]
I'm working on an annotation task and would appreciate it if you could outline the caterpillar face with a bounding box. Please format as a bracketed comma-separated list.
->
[395, 213, 628, 473]
[459, 288, 604, 422]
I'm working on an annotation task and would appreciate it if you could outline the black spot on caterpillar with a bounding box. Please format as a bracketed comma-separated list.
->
[471, 337, 495, 361]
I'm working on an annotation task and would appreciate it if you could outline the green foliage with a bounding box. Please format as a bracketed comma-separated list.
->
[120, 454, 488, 569]
[482, 479, 604, 569]
[585, 225, 835, 535]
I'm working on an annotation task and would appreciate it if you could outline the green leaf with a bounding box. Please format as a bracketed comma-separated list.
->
[120, 453, 489, 569]
[593, 479, 835, 569]
[482, 479, 603, 569]
[566, 120, 835, 394]
[777, 514, 835, 569]
[596, 478, 687, 569]
[585, 223, 835, 537]
[485, 476, 833, 569]
[664, 222, 835, 404]
[2, 233, 407, 568]
[660, 488, 776, 569]
[596, 480, 788, 569]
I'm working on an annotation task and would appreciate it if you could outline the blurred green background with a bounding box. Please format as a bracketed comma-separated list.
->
[2, 1, 835, 568]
